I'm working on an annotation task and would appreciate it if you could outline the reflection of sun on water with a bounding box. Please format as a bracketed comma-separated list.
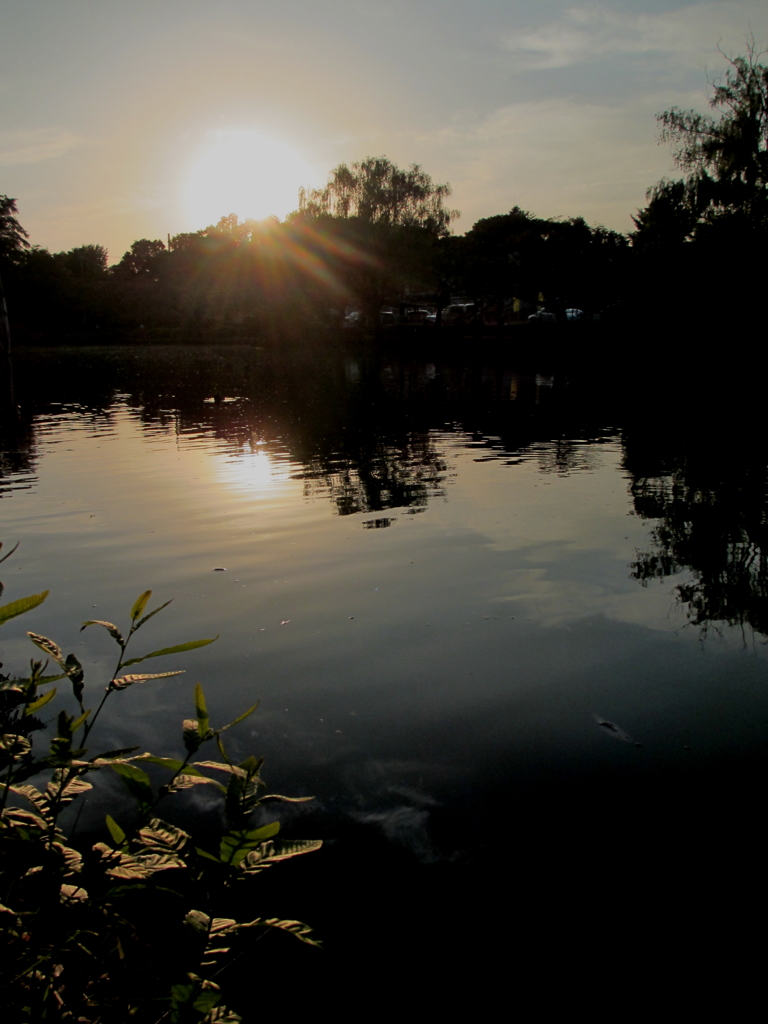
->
[216, 449, 292, 493]
[183, 129, 316, 227]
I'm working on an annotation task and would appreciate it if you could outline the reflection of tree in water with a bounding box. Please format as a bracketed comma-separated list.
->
[625, 429, 768, 637]
[0, 420, 38, 498]
[14, 347, 450, 518]
[296, 433, 446, 516]
[12, 346, 611, 519]
[531, 439, 602, 476]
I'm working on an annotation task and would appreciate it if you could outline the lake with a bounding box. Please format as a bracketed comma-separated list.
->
[2, 343, 765, 988]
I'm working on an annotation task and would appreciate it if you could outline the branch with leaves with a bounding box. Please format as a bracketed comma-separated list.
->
[0, 543, 321, 1023]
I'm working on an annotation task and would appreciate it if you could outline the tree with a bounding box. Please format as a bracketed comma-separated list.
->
[463, 208, 628, 318]
[114, 238, 166, 277]
[0, 196, 29, 262]
[634, 42, 768, 249]
[298, 156, 459, 236]
[55, 244, 109, 281]
[657, 42, 768, 221]
[630, 178, 700, 253]
[630, 43, 768, 318]
[0, 198, 28, 413]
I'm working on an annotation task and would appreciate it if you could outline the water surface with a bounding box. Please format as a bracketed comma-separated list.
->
[2, 345, 766, 971]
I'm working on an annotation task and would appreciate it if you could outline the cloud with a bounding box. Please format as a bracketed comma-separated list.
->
[420, 92, 690, 230]
[505, 2, 768, 69]
[0, 128, 80, 166]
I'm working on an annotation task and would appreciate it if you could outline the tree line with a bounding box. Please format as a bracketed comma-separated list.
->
[1, 46, 766, 343]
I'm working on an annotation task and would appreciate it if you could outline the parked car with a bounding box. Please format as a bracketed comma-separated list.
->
[565, 308, 584, 321]
[404, 308, 432, 324]
[442, 303, 475, 324]
[528, 309, 557, 323]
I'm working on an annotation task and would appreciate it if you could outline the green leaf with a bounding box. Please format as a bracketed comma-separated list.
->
[260, 793, 315, 804]
[245, 916, 320, 947]
[167, 774, 225, 794]
[110, 762, 152, 785]
[134, 599, 173, 631]
[79, 619, 125, 644]
[65, 652, 83, 676]
[193, 760, 241, 774]
[195, 846, 223, 864]
[25, 687, 57, 715]
[193, 991, 221, 1015]
[89, 746, 140, 762]
[224, 762, 265, 828]
[56, 709, 74, 737]
[122, 636, 219, 667]
[170, 982, 197, 1016]
[195, 847, 225, 864]
[135, 755, 204, 776]
[217, 702, 260, 734]
[194, 683, 209, 738]
[136, 755, 187, 771]
[184, 909, 211, 935]
[110, 670, 185, 691]
[0, 678, 25, 696]
[8, 783, 51, 821]
[64, 652, 84, 680]
[130, 590, 152, 622]
[214, 914, 321, 947]
[249, 838, 323, 867]
[0, 734, 31, 759]
[260, 917, 321, 947]
[219, 822, 280, 866]
[27, 632, 64, 665]
[105, 814, 127, 849]
[0, 591, 48, 626]
[110, 762, 154, 808]
[70, 709, 91, 734]
[65, 652, 85, 704]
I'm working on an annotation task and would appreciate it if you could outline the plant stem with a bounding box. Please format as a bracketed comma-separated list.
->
[0, 748, 18, 814]
[83, 619, 137, 742]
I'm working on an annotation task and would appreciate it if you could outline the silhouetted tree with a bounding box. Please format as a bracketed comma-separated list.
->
[0, 196, 30, 262]
[630, 179, 700, 253]
[633, 40, 768, 298]
[658, 43, 768, 222]
[114, 238, 166, 277]
[0, 197, 29, 411]
[634, 44, 765, 251]
[299, 156, 459, 236]
[463, 207, 628, 320]
[55, 244, 108, 280]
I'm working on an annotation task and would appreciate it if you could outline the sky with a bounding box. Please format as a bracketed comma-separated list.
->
[1, 0, 766, 262]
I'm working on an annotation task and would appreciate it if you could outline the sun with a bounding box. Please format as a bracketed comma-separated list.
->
[182, 129, 315, 227]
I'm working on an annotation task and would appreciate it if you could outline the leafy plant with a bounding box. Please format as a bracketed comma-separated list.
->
[0, 543, 321, 1022]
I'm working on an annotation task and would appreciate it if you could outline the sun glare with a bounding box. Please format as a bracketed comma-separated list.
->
[182, 130, 315, 227]
[216, 449, 292, 493]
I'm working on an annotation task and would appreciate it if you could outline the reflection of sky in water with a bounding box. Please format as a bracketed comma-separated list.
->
[2, 371, 768, 868]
